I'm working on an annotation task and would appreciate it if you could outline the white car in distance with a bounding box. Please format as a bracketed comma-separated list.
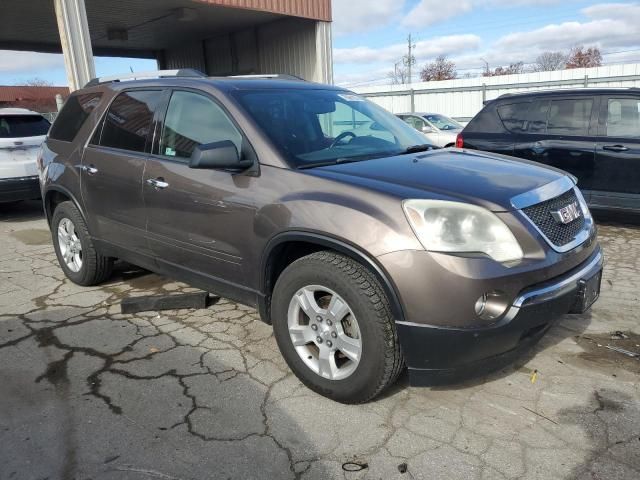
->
[397, 112, 463, 148]
[0, 108, 50, 203]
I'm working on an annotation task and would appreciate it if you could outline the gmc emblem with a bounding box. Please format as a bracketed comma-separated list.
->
[551, 202, 581, 224]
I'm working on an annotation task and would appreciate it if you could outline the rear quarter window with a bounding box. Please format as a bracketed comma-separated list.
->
[49, 92, 103, 142]
[464, 102, 506, 134]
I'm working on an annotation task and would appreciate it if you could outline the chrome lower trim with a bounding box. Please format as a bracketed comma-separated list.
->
[510, 175, 575, 210]
[511, 249, 603, 308]
[396, 248, 603, 330]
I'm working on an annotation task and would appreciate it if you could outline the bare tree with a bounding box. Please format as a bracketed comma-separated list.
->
[533, 51, 567, 72]
[420, 55, 457, 82]
[566, 46, 602, 69]
[388, 62, 410, 85]
[483, 61, 525, 77]
[20, 77, 54, 87]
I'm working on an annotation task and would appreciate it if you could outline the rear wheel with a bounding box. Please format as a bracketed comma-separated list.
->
[51, 201, 113, 286]
[271, 251, 404, 403]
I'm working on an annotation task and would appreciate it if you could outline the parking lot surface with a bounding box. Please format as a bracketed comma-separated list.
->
[1, 201, 639, 480]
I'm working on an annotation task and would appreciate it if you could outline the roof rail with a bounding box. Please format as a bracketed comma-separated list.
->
[84, 69, 206, 88]
[228, 74, 305, 81]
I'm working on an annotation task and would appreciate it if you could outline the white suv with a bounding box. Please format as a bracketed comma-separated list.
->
[0, 108, 50, 203]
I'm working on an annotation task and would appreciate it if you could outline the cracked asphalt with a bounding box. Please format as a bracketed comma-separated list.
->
[1, 201, 639, 480]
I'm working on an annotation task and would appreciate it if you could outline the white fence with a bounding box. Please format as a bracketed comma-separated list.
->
[352, 63, 640, 121]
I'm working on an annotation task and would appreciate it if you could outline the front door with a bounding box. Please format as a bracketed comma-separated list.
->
[81, 89, 163, 254]
[592, 94, 640, 210]
[143, 89, 258, 296]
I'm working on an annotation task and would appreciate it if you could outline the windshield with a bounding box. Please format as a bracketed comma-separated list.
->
[423, 114, 462, 131]
[232, 89, 431, 168]
[0, 115, 50, 138]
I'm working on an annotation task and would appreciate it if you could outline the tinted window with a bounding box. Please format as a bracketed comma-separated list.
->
[606, 98, 640, 138]
[546, 98, 593, 136]
[464, 103, 505, 133]
[497, 102, 529, 133]
[159, 91, 242, 159]
[526, 100, 550, 133]
[0, 115, 50, 138]
[48, 92, 102, 142]
[100, 90, 160, 153]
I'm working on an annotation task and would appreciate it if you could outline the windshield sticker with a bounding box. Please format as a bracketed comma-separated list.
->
[338, 93, 364, 102]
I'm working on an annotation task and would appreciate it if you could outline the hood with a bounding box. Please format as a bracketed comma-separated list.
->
[307, 149, 567, 212]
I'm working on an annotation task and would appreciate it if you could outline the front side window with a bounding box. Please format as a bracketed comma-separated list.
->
[606, 98, 640, 138]
[423, 114, 462, 131]
[48, 92, 101, 142]
[159, 91, 243, 159]
[403, 116, 426, 131]
[546, 98, 593, 136]
[232, 89, 429, 168]
[99, 90, 160, 153]
[0, 115, 50, 138]
[526, 100, 550, 133]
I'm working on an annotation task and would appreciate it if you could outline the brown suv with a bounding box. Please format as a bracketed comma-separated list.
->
[39, 71, 602, 403]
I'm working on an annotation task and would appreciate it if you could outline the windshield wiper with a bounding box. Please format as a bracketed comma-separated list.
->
[401, 144, 437, 154]
[298, 155, 385, 170]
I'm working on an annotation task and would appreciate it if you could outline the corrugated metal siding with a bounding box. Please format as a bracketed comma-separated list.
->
[193, 0, 331, 21]
[258, 18, 317, 80]
[354, 63, 640, 120]
[199, 18, 333, 83]
[164, 42, 207, 71]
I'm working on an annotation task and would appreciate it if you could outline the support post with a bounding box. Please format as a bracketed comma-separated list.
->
[410, 89, 415, 113]
[54, 0, 95, 91]
[482, 83, 487, 103]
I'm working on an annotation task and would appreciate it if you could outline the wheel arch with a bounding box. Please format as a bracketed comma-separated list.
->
[259, 231, 406, 325]
[44, 186, 87, 227]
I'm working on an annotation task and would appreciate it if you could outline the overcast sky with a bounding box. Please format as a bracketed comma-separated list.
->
[0, 0, 638, 87]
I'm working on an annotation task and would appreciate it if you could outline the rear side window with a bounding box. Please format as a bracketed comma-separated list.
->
[0, 115, 50, 138]
[606, 98, 640, 138]
[464, 102, 505, 134]
[526, 100, 550, 133]
[497, 102, 530, 132]
[546, 98, 593, 136]
[99, 90, 161, 153]
[49, 92, 102, 142]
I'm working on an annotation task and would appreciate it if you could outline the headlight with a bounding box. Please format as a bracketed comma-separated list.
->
[403, 199, 524, 262]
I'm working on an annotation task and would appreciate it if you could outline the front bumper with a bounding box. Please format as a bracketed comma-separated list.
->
[0, 176, 41, 203]
[393, 247, 603, 386]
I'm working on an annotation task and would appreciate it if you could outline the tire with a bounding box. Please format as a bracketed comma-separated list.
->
[271, 251, 404, 403]
[51, 201, 113, 286]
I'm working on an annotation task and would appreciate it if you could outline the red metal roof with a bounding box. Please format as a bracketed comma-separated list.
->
[193, 0, 332, 22]
[0, 86, 69, 102]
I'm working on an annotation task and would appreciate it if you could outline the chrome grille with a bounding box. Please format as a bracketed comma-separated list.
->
[522, 189, 586, 247]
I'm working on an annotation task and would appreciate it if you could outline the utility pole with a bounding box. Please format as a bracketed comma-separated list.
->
[403, 34, 416, 84]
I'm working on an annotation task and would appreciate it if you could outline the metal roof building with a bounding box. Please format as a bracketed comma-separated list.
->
[0, 0, 333, 91]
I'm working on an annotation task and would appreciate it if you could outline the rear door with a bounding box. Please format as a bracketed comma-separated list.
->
[513, 95, 598, 193]
[143, 89, 258, 293]
[592, 94, 640, 211]
[81, 89, 163, 254]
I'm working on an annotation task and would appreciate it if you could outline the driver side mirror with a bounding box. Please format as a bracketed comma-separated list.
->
[421, 125, 434, 133]
[189, 140, 253, 171]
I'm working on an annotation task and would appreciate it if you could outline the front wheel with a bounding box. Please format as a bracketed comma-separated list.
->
[271, 251, 404, 403]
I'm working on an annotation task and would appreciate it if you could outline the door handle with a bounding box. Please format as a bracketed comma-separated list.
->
[602, 145, 629, 152]
[80, 164, 98, 175]
[146, 178, 169, 189]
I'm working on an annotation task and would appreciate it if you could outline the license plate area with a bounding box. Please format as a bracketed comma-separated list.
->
[570, 269, 602, 313]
